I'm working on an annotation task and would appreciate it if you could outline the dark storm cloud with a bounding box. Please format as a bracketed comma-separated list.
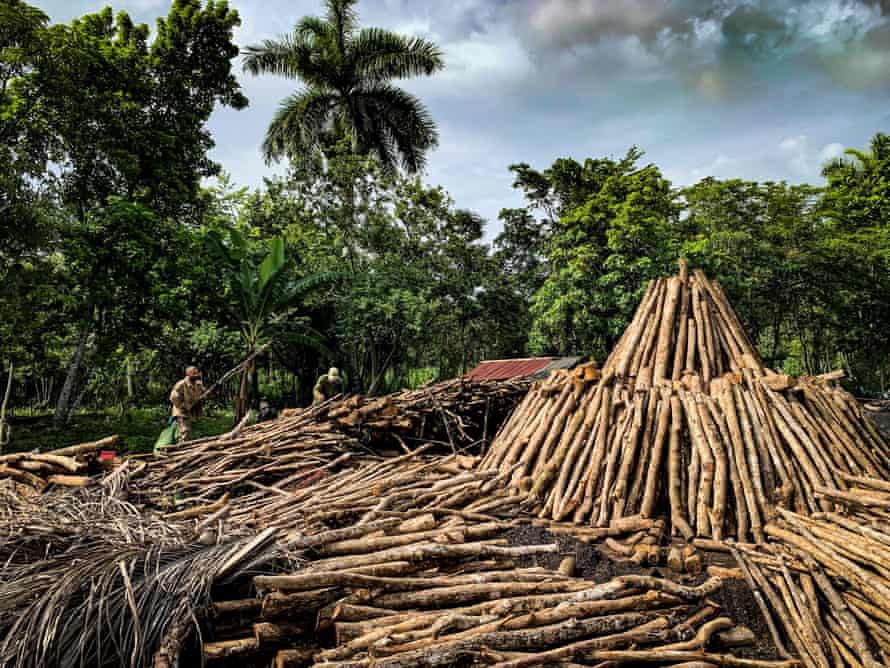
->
[507, 1, 890, 96]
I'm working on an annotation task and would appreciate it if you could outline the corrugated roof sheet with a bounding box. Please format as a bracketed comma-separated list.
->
[465, 357, 556, 380]
[532, 356, 585, 379]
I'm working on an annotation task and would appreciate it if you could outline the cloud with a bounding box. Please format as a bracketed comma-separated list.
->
[819, 141, 847, 166]
[35, 0, 890, 238]
[506, 0, 890, 99]
[688, 154, 738, 181]
[778, 135, 854, 178]
[525, 0, 696, 47]
[779, 135, 812, 176]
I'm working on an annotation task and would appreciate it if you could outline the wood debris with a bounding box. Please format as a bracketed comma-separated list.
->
[2, 265, 890, 667]
[0, 435, 120, 492]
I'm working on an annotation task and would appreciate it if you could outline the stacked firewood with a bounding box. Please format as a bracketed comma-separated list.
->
[481, 263, 890, 543]
[734, 473, 890, 668]
[293, 377, 530, 451]
[0, 435, 119, 492]
[206, 526, 795, 668]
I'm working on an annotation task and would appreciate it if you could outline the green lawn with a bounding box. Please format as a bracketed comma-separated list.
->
[5, 408, 235, 455]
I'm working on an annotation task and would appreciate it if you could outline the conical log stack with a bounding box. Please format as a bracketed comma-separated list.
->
[481, 262, 890, 543]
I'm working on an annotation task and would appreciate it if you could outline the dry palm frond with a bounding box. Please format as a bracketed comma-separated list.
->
[0, 486, 285, 668]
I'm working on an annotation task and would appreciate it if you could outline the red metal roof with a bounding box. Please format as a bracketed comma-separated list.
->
[465, 357, 556, 380]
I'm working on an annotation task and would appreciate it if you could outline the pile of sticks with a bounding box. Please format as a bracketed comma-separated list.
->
[221, 449, 522, 535]
[293, 377, 530, 452]
[135, 401, 359, 510]
[133, 378, 528, 514]
[481, 263, 890, 543]
[0, 435, 119, 492]
[207, 526, 795, 668]
[118, 447, 790, 667]
[734, 473, 890, 668]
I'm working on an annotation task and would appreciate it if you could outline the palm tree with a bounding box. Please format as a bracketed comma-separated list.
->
[242, 0, 444, 173]
[823, 133, 890, 178]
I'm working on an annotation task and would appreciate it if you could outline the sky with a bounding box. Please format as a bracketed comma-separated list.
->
[35, 0, 890, 233]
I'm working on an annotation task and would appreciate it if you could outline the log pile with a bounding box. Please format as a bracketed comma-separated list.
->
[286, 377, 530, 452]
[481, 263, 890, 543]
[0, 448, 793, 668]
[128, 378, 527, 513]
[4, 268, 890, 667]
[0, 435, 120, 493]
[208, 526, 795, 668]
[734, 473, 890, 668]
[214, 449, 525, 535]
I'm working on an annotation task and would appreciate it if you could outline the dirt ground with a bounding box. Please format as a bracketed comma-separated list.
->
[868, 409, 890, 438]
[505, 524, 780, 661]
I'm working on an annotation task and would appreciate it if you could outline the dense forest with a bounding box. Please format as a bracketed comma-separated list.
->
[2, 0, 890, 435]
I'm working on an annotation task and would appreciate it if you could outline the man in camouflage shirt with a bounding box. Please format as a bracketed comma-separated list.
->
[170, 366, 204, 443]
[313, 367, 343, 404]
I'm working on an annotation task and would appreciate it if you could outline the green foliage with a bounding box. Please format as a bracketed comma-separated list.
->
[245, 140, 523, 393]
[13, 0, 246, 219]
[527, 149, 680, 357]
[243, 0, 443, 172]
[515, 139, 890, 389]
[207, 229, 334, 357]
[818, 135, 890, 386]
[679, 178, 823, 362]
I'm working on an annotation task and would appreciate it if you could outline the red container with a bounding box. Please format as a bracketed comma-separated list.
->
[99, 450, 117, 461]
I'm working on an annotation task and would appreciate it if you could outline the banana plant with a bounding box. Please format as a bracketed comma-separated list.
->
[207, 229, 337, 419]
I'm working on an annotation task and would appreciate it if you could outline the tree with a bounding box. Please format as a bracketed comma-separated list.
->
[242, 0, 443, 173]
[2, 1, 248, 422]
[819, 133, 890, 388]
[0, 0, 50, 296]
[527, 149, 680, 358]
[680, 178, 822, 368]
[207, 230, 336, 419]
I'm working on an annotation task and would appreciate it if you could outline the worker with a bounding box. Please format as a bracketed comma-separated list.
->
[313, 367, 343, 403]
[258, 400, 278, 422]
[170, 366, 204, 443]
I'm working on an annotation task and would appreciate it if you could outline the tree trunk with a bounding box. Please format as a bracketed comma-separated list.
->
[54, 326, 89, 425]
[70, 369, 92, 415]
[126, 355, 135, 407]
[250, 360, 259, 410]
[0, 361, 13, 451]
[235, 365, 249, 423]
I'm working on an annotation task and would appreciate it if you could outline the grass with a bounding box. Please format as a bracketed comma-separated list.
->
[5, 407, 235, 455]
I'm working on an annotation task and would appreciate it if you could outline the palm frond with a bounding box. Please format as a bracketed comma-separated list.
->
[325, 0, 359, 46]
[295, 15, 333, 42]
[353, 83, 438, 173]
[352, 28, 444, 81]
[262, 88, 339, 162]
[242, 35, 303, 78]
[0, 488, 283, 668]
[290, 268, 343, 295]
[243, 31, 338, 90]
